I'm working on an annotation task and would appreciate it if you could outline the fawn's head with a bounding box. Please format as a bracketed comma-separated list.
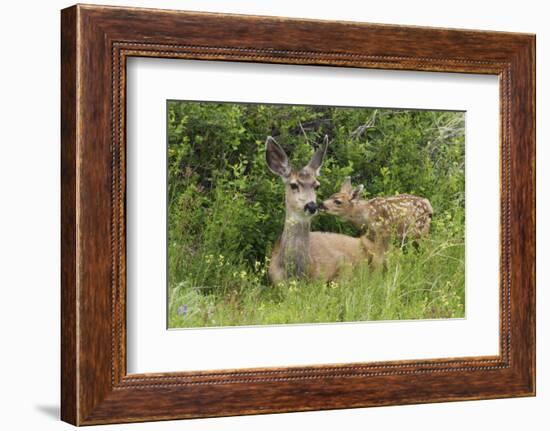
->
[319, 177, 364, 216]
[266, 135, 328, 219]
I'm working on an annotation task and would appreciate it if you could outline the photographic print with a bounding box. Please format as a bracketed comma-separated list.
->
[167, 101, 465, 328]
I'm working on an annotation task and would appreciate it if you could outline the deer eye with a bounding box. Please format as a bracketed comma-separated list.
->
[334, 199, 342, 205]
[290, 183, 299, 191]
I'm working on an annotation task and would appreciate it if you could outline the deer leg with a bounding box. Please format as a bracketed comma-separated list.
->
[411, 217, 430, 251]
[372, 234, 390, 270]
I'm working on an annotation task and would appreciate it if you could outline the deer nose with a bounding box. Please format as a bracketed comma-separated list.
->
[317, 202, 326, 211]
[304, 202, 318, 215]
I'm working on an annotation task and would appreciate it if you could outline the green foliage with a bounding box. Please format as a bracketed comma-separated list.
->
[169, 236, 465, 327]
[167, 101, 465, 327]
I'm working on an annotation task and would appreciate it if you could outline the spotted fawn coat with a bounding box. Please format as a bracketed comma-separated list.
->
[321, 178, 433, 257]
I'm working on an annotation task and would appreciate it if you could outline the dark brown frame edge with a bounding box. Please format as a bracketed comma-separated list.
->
[61, 4, 535, 426]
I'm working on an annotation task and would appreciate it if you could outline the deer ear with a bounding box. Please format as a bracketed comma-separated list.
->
[351, 184, 364, 201]
[265, 136, 291, 178]
[340, 177, 353, 194]
[306, 135, 329, 176]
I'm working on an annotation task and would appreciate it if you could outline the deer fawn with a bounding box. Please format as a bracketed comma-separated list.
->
[320, 178, 433, 260]
[266, 136, 378, 285]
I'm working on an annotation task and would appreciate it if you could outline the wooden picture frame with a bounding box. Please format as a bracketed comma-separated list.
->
[61, 4, 535, 425]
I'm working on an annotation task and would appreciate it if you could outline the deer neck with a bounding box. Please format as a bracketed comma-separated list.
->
[344, 201, 367, 227]
[280, 214, 311, 279]
[349, 201, 371, 230]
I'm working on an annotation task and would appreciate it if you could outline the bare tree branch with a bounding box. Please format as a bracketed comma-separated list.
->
[298, 120, 310, 145]
[351, 109, 378, 140]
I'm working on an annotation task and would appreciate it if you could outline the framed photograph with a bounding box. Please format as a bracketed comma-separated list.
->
[61, 4, 535, 425]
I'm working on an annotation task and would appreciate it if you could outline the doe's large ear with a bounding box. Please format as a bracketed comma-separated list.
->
[340, 176, 353, 194]
[306, 135, 329, 176]
[265, 136, 291, 178]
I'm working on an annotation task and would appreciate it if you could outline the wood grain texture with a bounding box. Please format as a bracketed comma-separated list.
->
[60, 4, 535, 425]
[60, 5, 78, 425]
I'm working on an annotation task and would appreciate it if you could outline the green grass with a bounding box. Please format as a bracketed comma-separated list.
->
[167, 233, 465, 328]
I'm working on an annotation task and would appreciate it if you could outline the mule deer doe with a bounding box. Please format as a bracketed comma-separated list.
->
[320, 177, 433, 261]
[266, 137, 378, 285]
